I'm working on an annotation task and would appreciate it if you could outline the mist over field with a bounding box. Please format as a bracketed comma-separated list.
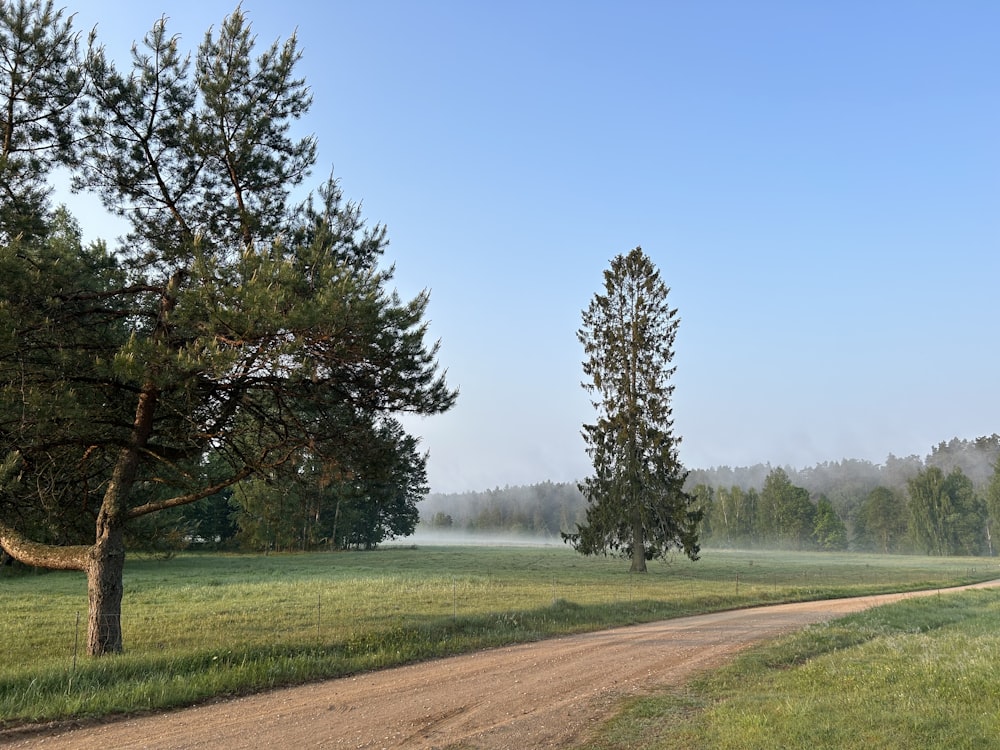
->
[392, 528, 563, 548]
[415, 435, 1000, 554]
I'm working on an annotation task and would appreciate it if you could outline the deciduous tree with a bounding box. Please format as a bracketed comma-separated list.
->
[702, 484, 759, 548]
[758, 468, 815, 549]
[812, 494, 847, 551]
[907, 466, 985, 555]
[986, 460, 1000, 556]
[565, 247, 700, 572]
[854, 486, 907, 553]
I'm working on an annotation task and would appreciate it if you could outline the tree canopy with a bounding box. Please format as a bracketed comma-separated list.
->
[0, 0, 85, 241]
[907, 466, 985, 556]
[0, 4, 455, 654]
[565, 247, 700, 572]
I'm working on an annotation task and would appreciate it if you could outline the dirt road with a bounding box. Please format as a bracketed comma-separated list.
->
[8, 581, 999, 750]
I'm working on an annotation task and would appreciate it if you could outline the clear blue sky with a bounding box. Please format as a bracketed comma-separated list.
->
[64, 1, 1000, 493]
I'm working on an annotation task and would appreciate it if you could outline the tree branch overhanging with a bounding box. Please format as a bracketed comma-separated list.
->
[0, 520, 89, 570]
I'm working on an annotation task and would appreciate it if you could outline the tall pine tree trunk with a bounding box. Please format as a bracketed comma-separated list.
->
[86, 520, 125, 654]
[84, 381, 159, 654]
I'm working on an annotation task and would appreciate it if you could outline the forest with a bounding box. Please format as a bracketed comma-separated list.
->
[419, 435, 1000, 556]
[57, 433, 997, 557]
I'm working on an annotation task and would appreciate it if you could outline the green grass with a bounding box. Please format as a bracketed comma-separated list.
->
[0, 546, 996, 731]
[582, 589, 1000, 750]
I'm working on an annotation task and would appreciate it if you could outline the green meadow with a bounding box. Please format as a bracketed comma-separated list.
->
[1, 545, 997, 732]
[584, 589, 1000, 750]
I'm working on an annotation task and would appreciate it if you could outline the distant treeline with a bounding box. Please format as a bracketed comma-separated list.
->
[420, 435, 1000, 555]
[421, 480, 587, 539]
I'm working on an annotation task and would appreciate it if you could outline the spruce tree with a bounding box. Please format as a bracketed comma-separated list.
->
[566, 247, 700, 572]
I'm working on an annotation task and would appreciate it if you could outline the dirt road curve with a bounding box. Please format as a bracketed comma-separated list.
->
[9, 580, 1000, 750]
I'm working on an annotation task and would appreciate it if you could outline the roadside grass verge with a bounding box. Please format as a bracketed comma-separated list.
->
[1, 546, 996, 729]
[583, 589, 1000, 750]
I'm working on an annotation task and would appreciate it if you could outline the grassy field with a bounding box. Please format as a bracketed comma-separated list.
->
[583, 589, 1000, 750]
[1, 545, 997, 729]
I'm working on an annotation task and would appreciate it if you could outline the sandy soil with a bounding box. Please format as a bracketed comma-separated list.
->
[7, 580, 999, 750]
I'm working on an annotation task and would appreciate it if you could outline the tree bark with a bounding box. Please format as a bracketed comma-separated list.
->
[0, 521, 88, 571]
[86, 521, 125, 655]
[83, 379, 159, 654]
[630, 506, 647, 573]
[0, 523, 119, 651]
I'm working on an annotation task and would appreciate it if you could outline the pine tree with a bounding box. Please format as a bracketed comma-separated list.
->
[0, 7, 455, 654]
[0, 0, 85, 241]
[565, 247, 700, 572]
